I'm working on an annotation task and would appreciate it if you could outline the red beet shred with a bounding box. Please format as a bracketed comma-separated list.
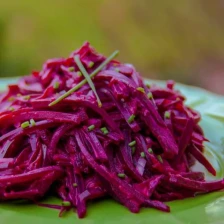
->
[0, 42, 223, 218]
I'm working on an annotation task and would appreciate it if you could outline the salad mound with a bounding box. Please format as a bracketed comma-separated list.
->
[0, 42, 223, 218]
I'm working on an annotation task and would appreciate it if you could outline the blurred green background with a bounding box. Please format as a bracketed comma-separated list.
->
[0, 0, 224, 94]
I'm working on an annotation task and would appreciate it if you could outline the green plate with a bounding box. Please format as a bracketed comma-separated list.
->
[0, 78, 224, 224]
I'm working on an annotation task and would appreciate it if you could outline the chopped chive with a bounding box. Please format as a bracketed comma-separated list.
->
[128, 114, 135, 124]
[61, 201, 71, 207]
[88, 61, 94, 68]
[17, 93, 22, 97]
[140, 152, 145, 158]
[23, 95, 30, 100]
[148, 148, 153, 154]
[117, 173, 125, 178]
[115, 68, 120, 72]
[157, 155, 163, 163]
[164, 111, 171, 119]
[128, 140, 136, 147]
[21, 121, 30, 129]
[8, 97, 15, 102]
[68, 67, 75, 72]
[53, 82, 60, 89]
[136, 87, 145, 93]
[74, 55, 102, 107]
[88, 125, 95, 131]
[73, 183, 78, 187]
[147, 92, 153, 99]
[30, 119, 36, 127]
[131, 146, 136, 155]
[49, 50, 119, 107]
[100, 127, 109, 135]
[77, 71, 82, 77]
[146, 84, 151, 88]
[8, 107, 15, 111]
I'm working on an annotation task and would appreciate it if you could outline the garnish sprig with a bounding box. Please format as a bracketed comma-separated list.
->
[128, 114, 135, 124]
[74, 55, 102, 107]
[49, 50, 119, 107]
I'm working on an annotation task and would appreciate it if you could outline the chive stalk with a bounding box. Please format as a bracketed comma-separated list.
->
[164, 111, 171, 119]
[88, 61, 94, 68]
[21, 121, 30, 129]
[53, 82, 60, 89]
[136, 87, 145, 93]
[140, 152, 145, 158]
[68, 67, 74, 72]
[100, 127, 109, 135]
[157, 155, 163, 163]
[74, 55, 102, 107]
[88, 125, 95, 131]
[61, 201, 71, 207]
[30, 119, 36, 127]
[49, 50, 119, 107]
[148, 148, 153, 154]
[117, 173, 125, 178]
[147, 92, 153, 99]
[128, 114, 135, 123]
[131, 146, 136, 155]
[128, 141, 136, 147]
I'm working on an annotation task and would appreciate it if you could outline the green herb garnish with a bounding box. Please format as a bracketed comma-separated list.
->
[140, 152, 145, 158]
[73, 183, 78, 187]
[128, 114, 135, 123]
[8, 107, 15, 111]
[61, 201, 71, 207]
[88, 61, 94, 68]
[157, 155, 163, 163]
[164, 111, 171, 119]
[68, 67, 75, 72]
[49, 50, 119, 107]
[136, 87, 145, 93]
[117, 173, 125, 178]
[74, 55, 102, 107]
[53, 82, 60, 89]
[21, 121, 30, 129]
[131, 146, 136, 155]
[148, 148, 153, 154]
[147, 92, 153, 99]
[100, 127, 109, 135]
[128, 141, 136, 147]
[88, 125, 95, 131]
[30, 119, 36, 127]
[77, 71, 82, 77]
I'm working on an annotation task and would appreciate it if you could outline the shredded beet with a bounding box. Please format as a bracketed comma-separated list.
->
[0, 42, 222, 218]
